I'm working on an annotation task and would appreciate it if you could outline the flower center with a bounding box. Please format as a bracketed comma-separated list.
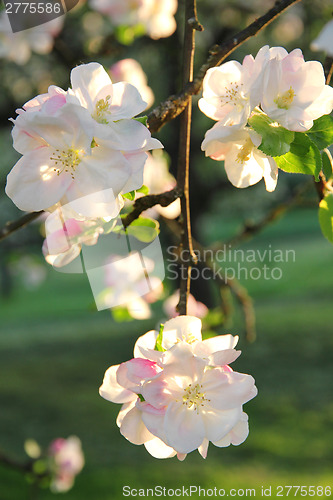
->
[92, 95, 111, 124]
[236, 138, 253, 164]
[50, 148, 82, 179]
[274, 86, 296, 110]
[220, 82, 246, 110]
[182, 383, 209, 413]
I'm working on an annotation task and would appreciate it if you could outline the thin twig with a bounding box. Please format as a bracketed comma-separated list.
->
[176, 0, 198, 316]
[147, 0, 302, 133]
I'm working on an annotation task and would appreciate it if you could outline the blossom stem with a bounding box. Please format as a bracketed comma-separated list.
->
[176, 0, 199, 316]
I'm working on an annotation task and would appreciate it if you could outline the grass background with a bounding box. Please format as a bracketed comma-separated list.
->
[0, 207, 332, 499]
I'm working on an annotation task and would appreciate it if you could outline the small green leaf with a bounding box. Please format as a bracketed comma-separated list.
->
[319, 194, 333, 244]
[137, 393, 145, 402]
[155, 324, 165, 352]
[123, 191, 136, 201]
[306, 115, 333, 150]
[136, 184, 149, 195]
[274, 133, 322, 180]
[112, 306, 134, 322]
[322, 150, 333, 181]
[125, 217, 160, 243]
[134, 116, 148, 126]
[248, 112, 295, 157]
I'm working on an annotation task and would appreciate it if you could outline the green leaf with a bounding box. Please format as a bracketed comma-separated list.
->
[134, 116, 148, 126]
[123, 191, 135, 201]
[155, 324, 165, 352]
[319, 195, 333, 244]
[322, 150, 333, 181]
[248, 112, 295, 157]
[136, 184, 149, 195]
[125, 217, 160, 243]
[306, 115, 333, 150]
[112, 306, 134, 322]
[274, 133, 322, 180]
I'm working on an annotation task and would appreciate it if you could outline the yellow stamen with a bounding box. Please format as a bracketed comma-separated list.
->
[274, 86, 296, 110]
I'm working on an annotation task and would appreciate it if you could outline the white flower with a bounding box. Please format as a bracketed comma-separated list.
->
[89, 0, 177, 40]
[0, 13, 64, 65]
[48, 436, 84, 493]
[6, 103, 131, 216]
[141, 151, 181, 220]
[201, 123, 278, 192]
[260, 47, 333, 131]
[140, 341, 256, 455]
[163, 290, 208, 319]
[311, 20, 333, 57]
[109, 58, 154, 109]
[198, 58, 261, 127]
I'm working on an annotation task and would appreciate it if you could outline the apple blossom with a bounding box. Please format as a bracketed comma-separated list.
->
[201, 123, 278, 192]
[260, 48, 333, 131]
[89, 0, 177, 40]
[100, 316, 257, 459]
[109, 58, 154, 109]
[163, 290, 208, 319]
[141, 151, 181, 219]
[42, 208, 107, 268]
[6, 103, 132, 216]
[48, 436, 84, 493]
[99, 252, 163, 318]
[0, 13, 64, 65]
[311, 20, 333, 57]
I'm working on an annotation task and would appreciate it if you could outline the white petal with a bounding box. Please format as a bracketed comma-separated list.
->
[224, 149, 264, 189]
[144, 437, 177, 459]
[162, 316, 202, 349]
[202, 406, 242, 442]
[110, 82, 147, 120]
[121, 151, 147, 193]
[6, 148, 72, 212]
[119, 406, 153, 445]
[203, 369, 257, 410]
[71, 62, 112, 112]
[164, 401, 206, 454]
[133, 330, 159, 358]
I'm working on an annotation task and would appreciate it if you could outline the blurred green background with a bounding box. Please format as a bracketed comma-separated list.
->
[1, 0, 333, 498]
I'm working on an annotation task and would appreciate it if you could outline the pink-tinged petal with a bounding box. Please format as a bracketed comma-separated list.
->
[11, 121, 46, 154]
[164, 401, 206, 454]
[70, 63, 112, 112]
[44, 244, 81, 268]
[198, 438, 209, 459]
[109, 82, 147, 120]
[202, 406, 242, 442]
[162, 316, 202, 349]
[177, 453, 187, 461]
[213, 412, 249, 447]
[99, 365, 136, 404]
[144, 437, 177, 459]
[141, 405, 168, 443]
[5, 148, 72, 212]
[133, 330, 159, 358]
[203, 369, 257, 410]
[126, 358, 160, 383]
[116, 401, 135, 427]
[141, 378, 172, 409]
[162, 342, 206, 382]
[119, 406, 153, 445]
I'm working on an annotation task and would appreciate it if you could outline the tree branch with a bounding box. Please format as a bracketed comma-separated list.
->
[147, 0, 302, 133]
[122, 188, 181, 228]
[0, 211, 43, 243]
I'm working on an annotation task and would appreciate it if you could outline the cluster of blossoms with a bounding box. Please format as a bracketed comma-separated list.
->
[89, 0, 177, 40]
[200, 45, 333, 191]
[6, 62, 162, 218]
[100, 316, 257, 459]
[48, 436, 85, 493]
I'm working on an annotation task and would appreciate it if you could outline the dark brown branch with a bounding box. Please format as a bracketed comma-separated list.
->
[147, 0, 302, 133]
[324, 56, 333, 85]
[122, 188, 181, 229]
[0, 211, 43, 243]
[176, 0, 198, 316]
